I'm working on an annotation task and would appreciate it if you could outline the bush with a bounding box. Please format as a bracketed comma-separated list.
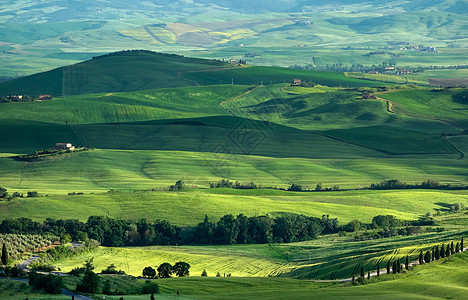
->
[101, 263, 125, 275]
[27, 191, 38, 198]
[29, 272, 63, 294]
[142, 280, 159, 294]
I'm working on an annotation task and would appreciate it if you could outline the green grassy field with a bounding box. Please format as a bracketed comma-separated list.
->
[1, 186, 467, 226]
[54, 226, 467, 280]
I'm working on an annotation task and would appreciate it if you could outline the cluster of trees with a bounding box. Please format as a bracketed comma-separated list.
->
[368, 179, 465, 190]
[0, 187, 39, 200]
[0, 214, 339, 247]
[209, 179, 467, 193]
[142, 261, 190, 278]
[210, 179, 259, 189]
[0, 94, 37, 103]
[14, 147, 91, 162]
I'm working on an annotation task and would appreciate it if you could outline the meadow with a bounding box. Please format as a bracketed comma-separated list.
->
[1, 187, 467, 226]
[54, 224, 467, 280]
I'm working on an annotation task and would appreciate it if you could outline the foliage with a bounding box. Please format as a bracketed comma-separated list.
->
[28, 271, 63, 294]
[157, 262, 173, 278]
[101, 263, 125, 275]
[76, 258, 100, 293]
[142, 266, 156, 279]
[173, 261, 191, 277]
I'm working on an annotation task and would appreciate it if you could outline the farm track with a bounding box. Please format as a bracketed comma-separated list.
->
[376, 95, 466, 159]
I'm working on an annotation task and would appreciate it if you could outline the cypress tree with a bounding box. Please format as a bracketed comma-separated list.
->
[461, 237, 464, 251]
[1, 243, 8, 265]
[419, 251, 423, 264]
[441, 244, 445, 258]
[451, 242, 454, 254]
[431, 249, 435, 261]
[377, 264, 380, 277]
[392, 260, 397, 274]
[424, 251, 431, 263]
[456, 242, 460, 253]
[360, 266, 364, 278]
[352, 275, 355, 282]
[435, 245, 440, 260]
[405, 256, 409, 270]
[446, 245, 450, 257]
[367, 270, 370, 279]
[386, 260, 391, 274]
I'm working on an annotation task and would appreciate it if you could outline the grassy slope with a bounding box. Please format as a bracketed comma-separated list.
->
[0, 52, 381, 98]
[0, 148, 467, 192]
[54, 228, 467, 281]
[0, 51, 227, 97]
[1, 188, 467, 225]
[380, 88, 468, 128]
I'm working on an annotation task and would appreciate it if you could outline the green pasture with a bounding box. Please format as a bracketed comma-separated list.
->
[54, 229, 467, 280]
[1, 181, 467, 225]
[0, 147, 467, 192]
[53, 250, 468, 299]
[379, 88, 468, 128]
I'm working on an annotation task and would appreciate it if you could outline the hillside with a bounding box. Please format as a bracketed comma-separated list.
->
[0, 51, 383, 97]
[0, 51, 227, 97]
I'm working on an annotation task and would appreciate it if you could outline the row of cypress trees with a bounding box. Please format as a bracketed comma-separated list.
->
[353, 237, 464, 282]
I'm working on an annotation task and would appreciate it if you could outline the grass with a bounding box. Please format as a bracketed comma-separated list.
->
[379, 88, 468, 128]
[1, 186, 467, 225]
[54, 250, 468, 299]
[54, 228, 467, 280]
[0, 279, 68, 299]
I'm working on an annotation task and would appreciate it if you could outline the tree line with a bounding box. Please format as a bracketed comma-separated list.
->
[0, 213, 339, 247]
[1, 213, 445, 248]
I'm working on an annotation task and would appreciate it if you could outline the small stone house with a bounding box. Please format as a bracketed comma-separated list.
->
[54, 143, 75, 150]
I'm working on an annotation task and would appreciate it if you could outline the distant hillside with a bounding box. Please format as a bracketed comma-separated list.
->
[0, 50, 226, 97]
[0, 50, 383, 97]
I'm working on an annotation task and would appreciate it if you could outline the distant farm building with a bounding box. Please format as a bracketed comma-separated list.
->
[367, 71, 379, 74]
[38, 95, 52, 100]
[54, 143, 75, 150]
[292, 78, 302, 85]
[228, 59, 237, 64]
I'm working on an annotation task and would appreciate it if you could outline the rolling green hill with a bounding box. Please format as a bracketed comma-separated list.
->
[0, 51, 227, 97]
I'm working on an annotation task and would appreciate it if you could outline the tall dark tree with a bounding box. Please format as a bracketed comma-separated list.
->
[431, 249, 435, 261]
[435, 245, 440, 260]
[386, 261, 391, 274]
[142, 266, 156, 278]
[392, 260, 397, 274]
[157, 263, 173, 278]
[456, 242, 460, 253]
[77, 259, 100, 293]
[1, 243, 8, 265]
[446, 245, 450, 257]
[440, 244, 446, 258]
[172, 261, 190, 277]
[360, 266, 364, 278]
[367, 270, 370, 279]
[377, 264, 380, 277]
[424, 251, 431, 263]
[461, 237, 464, 251]
[451, 242, 454, 255]
[419, 251, 423, 264]
[405, 256, 409, 270]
